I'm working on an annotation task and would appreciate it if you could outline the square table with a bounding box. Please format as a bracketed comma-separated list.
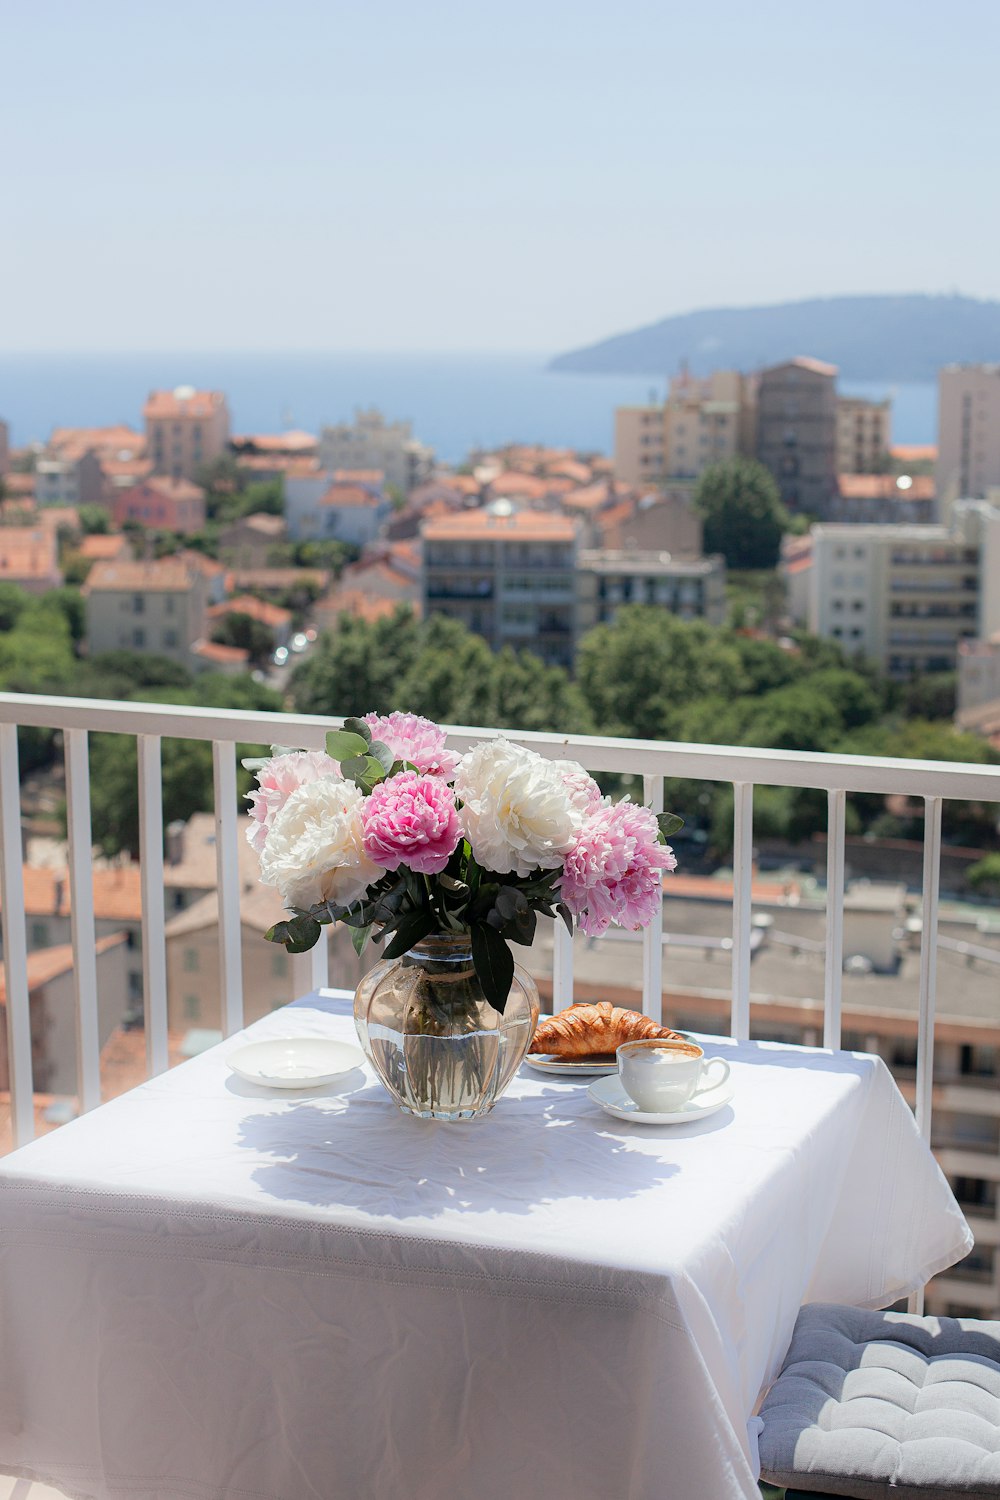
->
[0, 990, 972, 1500]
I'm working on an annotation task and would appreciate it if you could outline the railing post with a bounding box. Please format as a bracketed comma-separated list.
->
[309, 924, 329, 991]
[212, 740, 244, 1036]
[730, 782, 754, 1041]
[0, 724, 34, 1146]
[641, 773, 664, 1021]
[823, 789, 847, 1050]
[908, 793, 943, 1316]
[137, 734, 169, 1076]
[552, 918, 574, 1013]
[64, 728, 101, 1112]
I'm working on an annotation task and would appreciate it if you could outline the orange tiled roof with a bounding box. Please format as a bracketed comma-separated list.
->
[0, 932, 126, 1001]
[143, 388, 227, 421]
[98, 1024, 189, 1102]
[837, 474, 935, 501]
[79, 533, 131, 561]
[15, 865, 144, 922]
[891, 444, 938, 463]
[101, 456, 154, 483]
[192, 639, 251, 665]
[784, 356, 838, 377]
[487, 471, 554, 500]
[2, 473, 36, 497]
[228, 567, 330, 592]
[320, 483, 382, 509]
[83, 559, 196, 593]
[544, 458, 593, 484]
[315, 589, 410, 625]
[230, 431, 317, 453]
[49, 424, 145, 460]
[208, 594, 292, 628]
[137, 475, 205, 503]
[332, 469, 385, 486]
[422, 509, 577, 543]
[0, 525, 60, 581]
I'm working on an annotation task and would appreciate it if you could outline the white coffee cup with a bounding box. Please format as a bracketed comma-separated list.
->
[617, 1039, 731, 1113]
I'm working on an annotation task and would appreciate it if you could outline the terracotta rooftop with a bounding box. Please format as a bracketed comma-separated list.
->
[231, 431, 317, 453]
[2, 473, 36, 497]
[48, 425, 146, 463]
[98, 1024, 190, 1102]
[175, 548, 227, 578]
[192, 639, 251, 665]
[422, 509, 578, 543]
[101, 456, 154, 483]
[891, 444, 938, 463]
[83, 559, 197, 593]
[124, 475, 205, 503]
[9, 865, 144, 922]
[320, 483, 382, 509]
[78, 533, 131, 560]
[545, 458, 593, 485]
[162, 812, 260, 893]
[143, 388, 227, 421]
[0, 525, 60, 582]
[37, 506, 81, 533]
[837, 474, 936, 501]
[208, 594, 292, 628]
[314, 589, 407, 626]
[0, 932, 126, 1003]
[234, 512, 286, 537]
[332, 469, 385, 486]
[164, 883, 287, 939]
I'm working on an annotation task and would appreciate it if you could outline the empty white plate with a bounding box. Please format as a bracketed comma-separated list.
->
[226, 1038, 365, 1089]
[588, 1072, 734, 1125]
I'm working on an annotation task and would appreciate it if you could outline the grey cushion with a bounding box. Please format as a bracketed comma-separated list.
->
[758, 1303, 1000, 1499]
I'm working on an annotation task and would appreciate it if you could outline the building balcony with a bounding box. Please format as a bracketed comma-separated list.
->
[1, 693, 999, 1498]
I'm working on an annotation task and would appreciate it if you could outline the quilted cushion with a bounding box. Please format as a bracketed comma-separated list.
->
[758, 1303, 1000, 1499]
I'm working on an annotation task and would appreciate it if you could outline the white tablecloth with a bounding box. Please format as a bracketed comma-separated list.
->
[0, 990, 971, 1500]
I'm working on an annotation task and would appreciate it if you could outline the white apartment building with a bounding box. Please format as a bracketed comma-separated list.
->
[937, 365, 1000, 506]
[836, 395, 892, 474]
[318, 408, 434, 495]
[577, 550, 727, 631]
[809, 500, 1000, 676]
[284, 471, 391, 546]
[34, 449, 106, 507]
[83, 558, 210, 664]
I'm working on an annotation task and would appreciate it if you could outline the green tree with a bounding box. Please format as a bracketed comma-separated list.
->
[211, 611, 276, 668]
[967, 854, 1000, 898]
[77, 505, 112, 535]
[693, 458, 791, 570]
[0, 583, 29, 632]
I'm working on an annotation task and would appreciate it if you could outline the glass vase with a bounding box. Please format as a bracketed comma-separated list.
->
[353, 934, 539, 1121]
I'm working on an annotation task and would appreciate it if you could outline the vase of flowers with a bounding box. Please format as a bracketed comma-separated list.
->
[247, 712, 681, 1120]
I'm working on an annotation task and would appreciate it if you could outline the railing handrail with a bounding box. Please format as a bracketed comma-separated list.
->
[2, 692, 999, 800]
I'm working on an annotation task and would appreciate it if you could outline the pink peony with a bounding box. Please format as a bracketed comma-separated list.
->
[559, 799, 677, 938]
[361, 771, 461, 875]
[246, 749, 340, 856]
[553, 759, 603, 816]
[362, 712, 459, 779]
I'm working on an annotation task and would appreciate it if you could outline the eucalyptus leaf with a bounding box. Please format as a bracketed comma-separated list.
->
[351, 924, 372, 958]
[657, 811, 685, 839]
[265, 914, 322, 954]
[368, 740, 396, 774]
[383, 910, 437, 960]
[343, 717, 373, 745]
[326, 729, 370, 762]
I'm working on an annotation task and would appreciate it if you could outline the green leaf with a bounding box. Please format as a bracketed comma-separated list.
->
[343, 716, 373, 746]
[341, 753, 387, 790]
[554, 902, 574, 936]
[471, 923, 515, 1013]
[351, 924, 372, 958]
[368, 740, 395, 774]
[326, 728, 370, 762]
[265, 914, 322, 954]
[383, 909, 438, 960]
[657, 811, 685, 840]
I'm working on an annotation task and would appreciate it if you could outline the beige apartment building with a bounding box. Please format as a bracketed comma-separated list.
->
[808, 500, 1000, 676]
[83, 558, 210, 664]
[421, 505, 579, 668]
[937, 365, 1000, 506]
[144, 387, 231, 481]
[836, 395, 892, 474]
[318, 408, 434, 495]
[614, 371, 755, 487]
[757, 357, 838, 517]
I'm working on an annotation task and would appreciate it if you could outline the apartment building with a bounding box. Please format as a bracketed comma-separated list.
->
[597, 490, 703, 555]
[112, 475, 207, 535]
[756, 357, 838, 517]
[937, 365, 1000, 505]
[614, 371, 755, 487]
[217, 512, 287, 568]
[0, 936, 127, 1098]
[827, 473, 936, 525]
[957, 633, 1000, 729]
[421, 505, 579, 668]
[808, 500, 1000, 676]
[34, 449, 105, 507]
[83, 558, 209, 664]
[144, 387, 230, 481]
[835, 394, 892, 474]
[284, 471, 391, 546]
[577, 550, 726, 631]
[318, 408, 433, 495]
[614, 403, 667, 485]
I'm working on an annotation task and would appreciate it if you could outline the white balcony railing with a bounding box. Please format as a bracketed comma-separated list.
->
[2, 690, 1000, 1314]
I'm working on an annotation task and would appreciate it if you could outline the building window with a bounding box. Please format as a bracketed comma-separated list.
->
[184, 994, 200, 1021]
[133, 595, 145, 614]
[184, 947, 199, 973]
[30, 921, 47, 947]
[133, 628, 146, 648]
[163, 630, 178, 649]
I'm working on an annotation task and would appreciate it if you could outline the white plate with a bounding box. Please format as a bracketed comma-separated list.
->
[587, 1072, 734, 1125]
[523, 1025, 698, 1079]
[226, 1037, 365, 1089]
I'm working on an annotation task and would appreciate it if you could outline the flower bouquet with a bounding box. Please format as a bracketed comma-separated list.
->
[248, 712, 681, 1118]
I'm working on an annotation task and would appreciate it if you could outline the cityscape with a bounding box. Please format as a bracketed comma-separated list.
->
[0, 356, 999, 1321]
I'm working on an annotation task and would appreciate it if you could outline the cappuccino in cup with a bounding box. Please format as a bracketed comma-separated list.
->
[617, 1039, 730, 1113]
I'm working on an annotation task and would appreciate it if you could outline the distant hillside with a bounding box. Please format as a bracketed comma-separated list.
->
[549, 294, 1000, 382]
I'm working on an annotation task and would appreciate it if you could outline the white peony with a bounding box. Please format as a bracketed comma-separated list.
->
[259, 778, 379, 911]
[453, 740, 583, 876]
[552, 759, 603, 816]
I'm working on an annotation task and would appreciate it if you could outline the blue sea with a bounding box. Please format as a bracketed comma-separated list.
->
[0, 352, 938, 460]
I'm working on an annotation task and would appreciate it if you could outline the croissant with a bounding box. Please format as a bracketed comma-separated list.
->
[529, 1002, 681, 1058]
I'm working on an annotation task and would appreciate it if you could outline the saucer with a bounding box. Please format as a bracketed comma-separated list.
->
[587, 1072, 734, 1124]
[227, 1038, 365, 1089]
